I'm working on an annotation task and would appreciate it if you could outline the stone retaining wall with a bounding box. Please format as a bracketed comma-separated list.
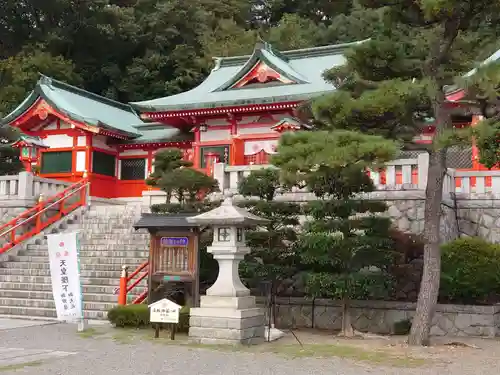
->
[258, 297, 500, 337]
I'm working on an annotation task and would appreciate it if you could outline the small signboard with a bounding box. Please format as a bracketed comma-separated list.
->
[149, 298, 181, 324]
[160, 237, 189, 247]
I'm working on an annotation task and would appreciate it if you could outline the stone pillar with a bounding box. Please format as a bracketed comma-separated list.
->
[212, 162, 226, 194]
[17, 171, 34, 201]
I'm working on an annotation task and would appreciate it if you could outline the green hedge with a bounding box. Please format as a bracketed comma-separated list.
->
[440, 237, 500, 305]
[107, 304, 190, 332]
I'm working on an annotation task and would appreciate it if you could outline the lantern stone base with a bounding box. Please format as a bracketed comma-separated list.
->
[188, 296, 265, 345]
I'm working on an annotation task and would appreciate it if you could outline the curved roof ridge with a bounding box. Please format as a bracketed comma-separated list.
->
[38, 75, 135, 113]
[215, 39, 368, 68]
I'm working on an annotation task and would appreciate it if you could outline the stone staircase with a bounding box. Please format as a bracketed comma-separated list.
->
[0, 204, 150, 320]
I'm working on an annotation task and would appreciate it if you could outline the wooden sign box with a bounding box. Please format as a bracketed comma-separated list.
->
[133, 214, 201, 307]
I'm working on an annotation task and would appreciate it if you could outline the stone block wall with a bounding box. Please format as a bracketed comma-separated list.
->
[455, 199, 500, 242]
[258, 297, 500, 337]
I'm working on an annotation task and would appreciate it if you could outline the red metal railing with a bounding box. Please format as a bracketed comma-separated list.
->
[118, 262, 149, 305]
[0, 177, 90, 254]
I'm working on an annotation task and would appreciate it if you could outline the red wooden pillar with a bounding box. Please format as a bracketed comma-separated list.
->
[471, 114, 484, 170]
[193, 128, 201, 169]
[118, 265, 129, 305]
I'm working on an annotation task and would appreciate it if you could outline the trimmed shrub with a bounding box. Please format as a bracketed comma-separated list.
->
[107, 304, 191, 331]
[107, 304, 150, 328]
[440, 237, 500, 305]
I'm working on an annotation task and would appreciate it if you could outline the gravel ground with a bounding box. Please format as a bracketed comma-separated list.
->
[1, 323, 500, 375]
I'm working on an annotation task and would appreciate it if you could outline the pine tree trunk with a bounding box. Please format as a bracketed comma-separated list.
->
[408, 148, 446, 346]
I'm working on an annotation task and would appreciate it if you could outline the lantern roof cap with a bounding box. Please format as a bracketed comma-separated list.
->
[186, 192, 268, 226]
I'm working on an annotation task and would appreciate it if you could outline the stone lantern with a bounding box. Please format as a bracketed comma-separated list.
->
[187, 192, 268, 345]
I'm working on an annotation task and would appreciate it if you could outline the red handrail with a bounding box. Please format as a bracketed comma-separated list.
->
[0, 178, 89, 254]
[118, 262, 149, 305]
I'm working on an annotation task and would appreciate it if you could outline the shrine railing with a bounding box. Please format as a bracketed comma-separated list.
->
[213, 155, 427, 195]
[0, 172, 72, 202]
[117, 262, 149, 305]
[0, 177, 90, 254]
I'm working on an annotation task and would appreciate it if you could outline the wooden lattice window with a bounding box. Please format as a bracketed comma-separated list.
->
[40, 151, 72, 174]
[120, 158, 146, 180]
[92, 151, 116, 177]
[244, 150, 270, 165]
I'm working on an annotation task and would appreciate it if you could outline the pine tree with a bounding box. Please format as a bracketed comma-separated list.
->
[237, 168, 301, 320]
[273, 130, 397, 336]
[146, 149, 218, 204]
[309, 1, 500, 345]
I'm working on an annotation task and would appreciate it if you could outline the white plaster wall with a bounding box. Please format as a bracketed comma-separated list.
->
[237, 125, 274, 135]
[75, 151, 86, 172]
[205, 118, 229, 126]
[77, 136, 86, 146]
[119, 150, 148, 156]
[200, 129, 231, 142]
[93, 135, 115, 151]
[44, 134, 73, 148]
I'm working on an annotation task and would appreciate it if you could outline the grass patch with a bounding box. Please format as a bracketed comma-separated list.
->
[77, 327, 106, 339]
[266, 344, 426, 367]
[0, 361, 44, 372]
[112, 329, 143, 344]
[104, 328, 426, 368]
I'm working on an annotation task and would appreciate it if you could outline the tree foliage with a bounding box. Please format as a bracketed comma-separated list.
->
[0, 0, 390, 115]
[306, 0, 500, 345]
[0, 47, 81, 116]
[0, 126, 23, 176]
[237, 168, 301, 302]
[146, 149, 218, 203]
[274, 131, 397, 336]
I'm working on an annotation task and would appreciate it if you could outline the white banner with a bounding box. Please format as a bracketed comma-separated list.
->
[47, 232, 83, 322]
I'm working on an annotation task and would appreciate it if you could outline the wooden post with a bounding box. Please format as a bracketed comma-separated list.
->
[154, 324, 160, 339]
[118, 265, 129, 305]
[170, 323, 176, 340]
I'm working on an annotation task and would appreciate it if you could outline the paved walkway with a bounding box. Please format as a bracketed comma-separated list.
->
[1, 320, 500, 374]
[0, 317, 55, 331]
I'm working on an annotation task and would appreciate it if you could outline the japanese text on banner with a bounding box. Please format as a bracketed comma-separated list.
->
[47, 232, 83, 322]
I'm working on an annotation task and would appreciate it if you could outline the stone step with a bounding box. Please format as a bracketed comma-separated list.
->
[1, 262, 146, 271]
[0, 297, 117, 311]
[63, 228, 142, 234]
[17, 250, 150, 258]
[25, 244, 149, 251]
[0, 289, 131, 303]
[7, 255, 147, 265]
[0, 306, 107, 319]
[0, 282, 145, 295]
[0, 275, 147, 286]
[0, 268, 140, 278]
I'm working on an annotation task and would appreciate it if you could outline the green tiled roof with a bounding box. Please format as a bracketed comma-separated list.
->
[115, 123, 193, 144]
[444, 47, 500, 98]
[131, 40, 367, 112]
[1, 76, 190, 144]
[2, 75, 143, 137]
[18, 135, 48, 148]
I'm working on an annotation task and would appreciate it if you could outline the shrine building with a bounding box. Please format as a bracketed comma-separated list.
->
[1, 39, 492, 199]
